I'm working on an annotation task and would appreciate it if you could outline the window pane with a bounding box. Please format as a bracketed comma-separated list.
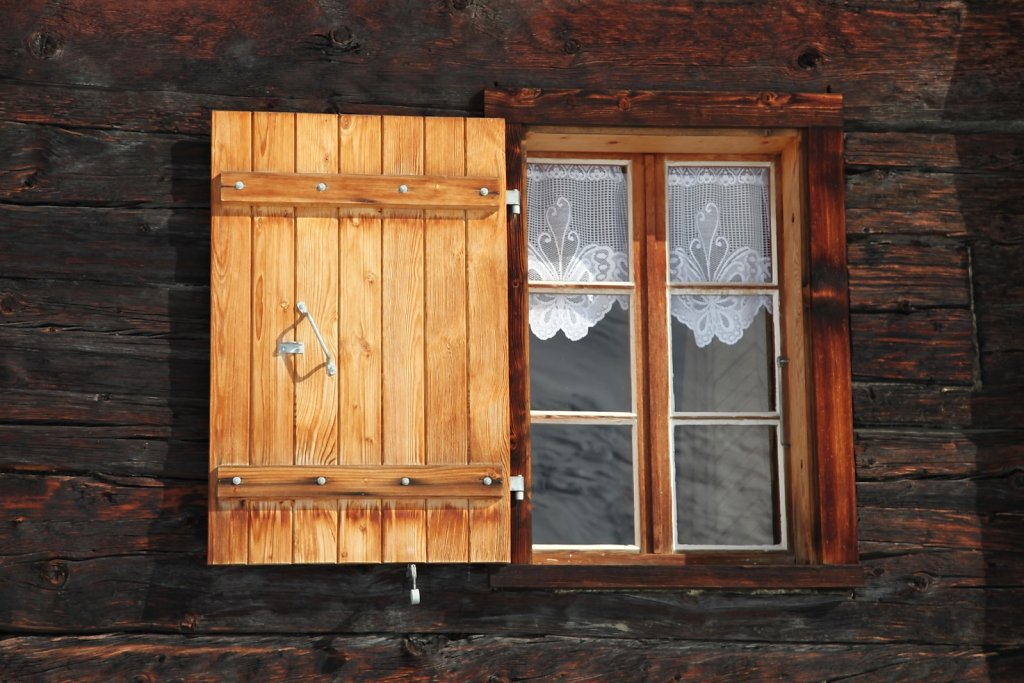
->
[667, 166, 772, 285]
[530, 297, 632, 412]
[675, 424, 779, 546]
[532, 424, 635, 546]
[671, 297, 774, 413]
[526, 163, 630, 284]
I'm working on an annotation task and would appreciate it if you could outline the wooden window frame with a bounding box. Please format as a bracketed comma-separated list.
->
[486, 89, 860, 589]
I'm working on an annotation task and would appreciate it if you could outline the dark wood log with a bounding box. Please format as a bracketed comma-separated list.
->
[852, 383, 973, 428]
[0, 425, 206, 479]
[0, 474, 205, 560]
[2, 0, 1021, 127]
[856, 429, 1024, 480]
[858, 507, 1024, 554]
[2, 388, 206, 438]
[1, 552, 1021, 646]
[846, 132, 1024, 174]
[858, 477, 1024, 515]
[0, 327, 208, 400]
[850, 310, 975, 384]
[0, 122, 208, 208]
[0, 205, 209, 286]
[0, 278, 208, 338]
[846, 170, 1024, 243]
[847, 239, 971, 311]
[0, 635, 1011, 683]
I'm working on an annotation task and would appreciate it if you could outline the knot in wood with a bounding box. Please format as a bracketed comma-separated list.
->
[28, 31, 63, 60]
[797, 46, 824, 70]
[452, 0, 473, 9]
[42, 560, 69, 587]
[562, 38, 581, 55]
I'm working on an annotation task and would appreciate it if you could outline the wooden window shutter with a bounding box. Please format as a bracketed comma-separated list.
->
[209, 111, 510, 565]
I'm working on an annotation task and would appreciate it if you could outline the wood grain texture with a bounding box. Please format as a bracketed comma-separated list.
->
[337, 114, 384, 563]
[380, 115, 427, 563]
[466, 117, 511, 563]
[208, 110, 251, 565]
[4, 0, 1024, 674]
[424, 117, 470, 563]
[293, 113, 340, 564]
[807, 127, 857, 565]
[219, 171, 500, 210]
[248, 112, 296, 565]
[486, 89, 843, 128]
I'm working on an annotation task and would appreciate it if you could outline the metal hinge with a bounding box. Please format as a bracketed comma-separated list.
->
[509, 474, 525, 502]
[506, 189, 521, 215]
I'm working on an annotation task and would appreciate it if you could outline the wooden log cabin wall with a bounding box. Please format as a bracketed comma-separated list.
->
[0, 1, 1021, 680]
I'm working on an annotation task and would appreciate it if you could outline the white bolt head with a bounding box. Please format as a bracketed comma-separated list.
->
[231, 476, 242, 486]
[316, 182, 327, 192]
[398, 184, 409, 193]
[400, 477, 411, 486]
[316, 476, 327, 486]
[234, 181, 245, 190]
[479, 187, 489, 196]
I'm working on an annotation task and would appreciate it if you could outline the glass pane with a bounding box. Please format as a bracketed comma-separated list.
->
[530, 297, 632, 412]
[667, 166, 772, 285]
[526, 163, 630, 283]
[532, 424, 635, 546]
[675, 424, 779, 546]
[671, 296, 774, 412]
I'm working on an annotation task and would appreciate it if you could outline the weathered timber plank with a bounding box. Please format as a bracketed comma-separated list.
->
[859, 506, 1024, 554]
[852, 383, 973, 428]
[0, 554, 1020, 645]
[0, 425, 206, 479]
[846, 170, 1024, 243]
[0, 205, 208, 286]
[855, 429, 1024, 480]
[0, 474, 205, 560]
[1, 1, 1021, 126]
[847, 240, 970, 311]
[0, 82, 474, 135]
[0, 278, 207, 338]
[0, 327, 207, 400]
[1, 388, 205, 437]
[846, 132, 1024, 173]
[850, 310, 975, 384]
[0, 635, 1011, 683]
[0, 121, 208, 208]
[861, 547, 1024, 589]
[857, 477, 1024, 514]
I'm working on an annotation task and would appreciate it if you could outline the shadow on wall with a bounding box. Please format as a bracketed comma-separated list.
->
[946, 4, 1024, 679]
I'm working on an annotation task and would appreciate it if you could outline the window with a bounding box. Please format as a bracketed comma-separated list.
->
[488, 90, 858, 586]
[207, 91, 859, 587]
[524, 139, 804, 565]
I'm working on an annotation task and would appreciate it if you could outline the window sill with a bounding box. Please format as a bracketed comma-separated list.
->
[489, 564, 864, 590]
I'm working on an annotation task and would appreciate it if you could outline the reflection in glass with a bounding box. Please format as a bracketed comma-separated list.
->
[530, 300, 632, 412]
[671, 300, 774, 413]
[532, 424, 635, 546]
[675, 425, 778, 546]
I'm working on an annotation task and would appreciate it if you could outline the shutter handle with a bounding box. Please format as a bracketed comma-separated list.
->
[296, 301, 336, 377]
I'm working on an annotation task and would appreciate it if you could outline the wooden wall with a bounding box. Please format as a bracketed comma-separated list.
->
[1, 1, 1022, 679]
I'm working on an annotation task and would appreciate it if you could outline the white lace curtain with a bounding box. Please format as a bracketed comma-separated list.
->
[527, 163, 771, 346]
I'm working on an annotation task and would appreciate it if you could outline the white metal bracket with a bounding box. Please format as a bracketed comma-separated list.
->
[506, 189, 521, 215]
[509, 474, 525, 502]
[407, 564, 420, 605]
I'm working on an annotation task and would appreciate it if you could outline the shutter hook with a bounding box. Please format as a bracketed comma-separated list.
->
[296, 301, 336, 377]
[407, 564, 420, 605]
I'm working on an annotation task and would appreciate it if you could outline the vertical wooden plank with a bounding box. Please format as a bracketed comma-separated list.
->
[249, 112, 296, 564]
[293, 113, 340, 563]
[209, 110, 252, 565]
[807, 127, 858, 565]
[645, 154, 674, 554]
[505, 123, 532, 564]
[629, 154, 650, 554]
[424, 117, 470, 563]
[381, 115, 427, 563]
[466, 117, 510, 563]
[779, 135, 816, 564]
[338, 114, 384, 563]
